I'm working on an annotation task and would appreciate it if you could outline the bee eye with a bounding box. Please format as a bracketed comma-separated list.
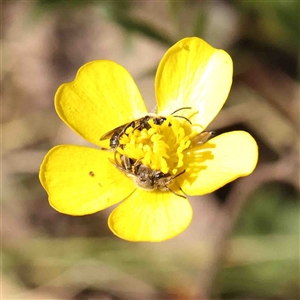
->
[155, 172, 163, 178]
[153, 117, 166, 125]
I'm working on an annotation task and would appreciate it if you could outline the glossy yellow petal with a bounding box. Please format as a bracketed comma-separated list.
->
[55, 60, 147, 147]
[180, 131, 258, 195]
[39, 145, 135, 215]
[155, 37, 233, 129]
[108, 189, 193, 242]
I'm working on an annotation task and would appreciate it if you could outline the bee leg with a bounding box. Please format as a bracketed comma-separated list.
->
[99, 146, 113, 151]
[108, 158, 128, 174]
[120, 121, 135, 136]
[172, 169, 186, 179]
[133, 158, 142, 167]
[165, 186, 186, 199]
[164, 170, 187, 198]
[121, 155, 134, 171]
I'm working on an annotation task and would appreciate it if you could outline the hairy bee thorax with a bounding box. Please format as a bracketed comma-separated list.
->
[128, 163, 172, 191]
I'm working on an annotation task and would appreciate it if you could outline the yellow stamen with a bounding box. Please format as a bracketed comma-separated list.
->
[119, 115, 199, 174]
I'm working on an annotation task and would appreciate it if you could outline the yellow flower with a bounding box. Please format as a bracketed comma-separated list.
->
[39, 37, 258, 242]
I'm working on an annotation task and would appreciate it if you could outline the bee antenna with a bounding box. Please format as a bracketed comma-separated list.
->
[171, 107, 193, 124]
[172, 169, 186, 180]
[171, 107, 192, 115]
[173, 115, 192, 124]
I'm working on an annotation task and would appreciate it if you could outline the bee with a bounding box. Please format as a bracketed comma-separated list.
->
[100, 107, 193, 150]
[108, 130, 215, 197]
[110, 154, 186, 198]
[101, 120, 135, 149]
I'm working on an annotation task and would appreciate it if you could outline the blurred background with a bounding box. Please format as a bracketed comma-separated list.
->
[2, 0, 299, 299]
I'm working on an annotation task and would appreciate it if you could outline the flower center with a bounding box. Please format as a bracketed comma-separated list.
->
[116, 115, 199, 175]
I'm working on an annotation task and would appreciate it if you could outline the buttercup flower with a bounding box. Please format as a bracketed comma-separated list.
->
[39, 37, 258, 242]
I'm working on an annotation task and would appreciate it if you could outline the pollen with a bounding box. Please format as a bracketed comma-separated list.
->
[118, 115, 197, 175]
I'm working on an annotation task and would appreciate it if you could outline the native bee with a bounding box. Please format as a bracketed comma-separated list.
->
[110, 154, 186, 198]
[100, 120, 133, 149]
[100, 107, 193, 150]
[100, 116, 165, 149]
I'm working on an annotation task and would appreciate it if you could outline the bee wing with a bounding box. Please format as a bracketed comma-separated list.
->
[100, 117, 146, 141]
[190, 131, 215, 146]
[100, 123, 128, 141]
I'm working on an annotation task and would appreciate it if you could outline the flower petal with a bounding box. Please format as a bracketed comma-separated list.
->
[108, 189, 193, 242]
[55, 60, 148, 147]
[155, 37, 233, 129]
[39, 145, 136, 215]
[180, 131, 258, 195]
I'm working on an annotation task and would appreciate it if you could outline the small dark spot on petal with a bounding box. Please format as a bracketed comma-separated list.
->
[183, 44, 190, 51]
[89, 171, 95, 177]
